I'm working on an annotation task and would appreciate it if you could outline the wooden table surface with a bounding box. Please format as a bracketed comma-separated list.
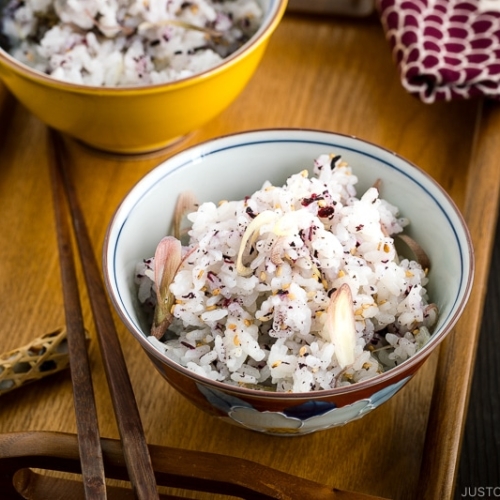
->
[1, 11, 499, 500]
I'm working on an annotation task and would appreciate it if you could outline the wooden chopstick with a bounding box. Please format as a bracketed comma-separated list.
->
[48, 134, 107, 499]
[49, 130, 159, 500]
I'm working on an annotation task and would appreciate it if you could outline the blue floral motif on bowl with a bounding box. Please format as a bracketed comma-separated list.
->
[196, 376, 410, 435]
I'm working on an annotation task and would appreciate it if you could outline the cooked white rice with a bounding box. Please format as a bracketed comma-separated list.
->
[136, 154, 438, 393]
[1, 0, 263, 86]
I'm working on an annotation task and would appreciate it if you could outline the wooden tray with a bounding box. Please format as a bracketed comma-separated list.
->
[0, 12, 499, 500]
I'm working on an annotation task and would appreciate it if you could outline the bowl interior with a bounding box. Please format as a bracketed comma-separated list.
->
[105, 129, 473, 374]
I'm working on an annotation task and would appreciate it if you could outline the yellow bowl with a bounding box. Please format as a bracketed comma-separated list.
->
[0, 0, 287, 154]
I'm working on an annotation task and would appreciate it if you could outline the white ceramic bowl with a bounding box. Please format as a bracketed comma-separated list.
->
[103, 129, 474, 435]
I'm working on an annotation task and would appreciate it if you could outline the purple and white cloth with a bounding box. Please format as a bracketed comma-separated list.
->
[376, 0, 500, 102]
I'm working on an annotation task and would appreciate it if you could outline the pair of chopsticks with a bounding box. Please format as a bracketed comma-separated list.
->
[48, 130, 159, 499]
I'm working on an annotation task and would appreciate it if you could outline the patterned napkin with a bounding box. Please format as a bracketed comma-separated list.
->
[376, 0, 500, 102]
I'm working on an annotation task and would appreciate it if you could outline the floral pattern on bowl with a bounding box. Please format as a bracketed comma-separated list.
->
[197, 377, 410, 435]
